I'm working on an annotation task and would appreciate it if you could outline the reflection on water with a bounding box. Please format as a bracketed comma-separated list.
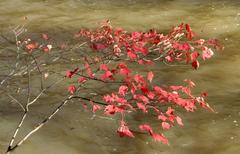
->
[0, 0, 240, 154]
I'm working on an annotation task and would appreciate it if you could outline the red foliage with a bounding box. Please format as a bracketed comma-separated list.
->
[28, 21, 222, 144]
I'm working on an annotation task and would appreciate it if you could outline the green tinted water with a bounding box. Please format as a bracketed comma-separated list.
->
[0, 0, 239, 154]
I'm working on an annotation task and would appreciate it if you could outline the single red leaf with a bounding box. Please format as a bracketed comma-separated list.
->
[176, 116, 184, 126]
[191, 60, 199, 69]
[127, 51, 137, 60]
[118, 85, 128, 96]
[41, 33, 49, 40]
[139, 124, 153, 134]
[117, 121, 135, 138]
[92, 104, 101, 113]
[99, 64, 109, 71]
[151, 133, 169, 144]
[147, 71, 154, 83]
[162, 122, 171, 130]
[137, 102, 147, 113]
[68, 85, 76, 94]
[191, 51, 200, 62]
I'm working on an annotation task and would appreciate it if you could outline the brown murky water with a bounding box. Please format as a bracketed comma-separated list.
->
[0, 0, 239, 154]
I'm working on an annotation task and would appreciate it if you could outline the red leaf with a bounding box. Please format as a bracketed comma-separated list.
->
[131, 31, 142, 40]
[26, 43, 38, 50]
[139, 124, 153, 134]
[176, 116, 184, 126]
[84, 63, 94, 78]
[100, 64, 109, 71]
[169, 86, 183, 91]
[137, 102, 147, 113]
[92, 104, 101, 113]
[134, 74, 145, 83]
[118, 85, 128, 96]
[68, 85, 76, 94]
[166, 107, 174, 116]
[162, 122, 171, 130]
[158, 114, 167, 121]
[41, 33, 49, 40]
[66, 68, 79, 78]
[118, 63, 131, 76]
[185, 24, 194, 40]
[151, 133, 169, 144]
[138, 59, 154, 65]
[42, 47, 49, 53]
[202, 47, 214, 60]
[92, 43, 107, 50]
[101, 70, 113, 80]
[104, 105, 123, 115]
[196, 39, 205, 45]
[191, 60, 200, 69]
[78, 77, 87, 83]
[117, 121, 135, 138]
[127, 51, 137, 60]
[191, 51, 200, 62]
[147, 71, 154, 83]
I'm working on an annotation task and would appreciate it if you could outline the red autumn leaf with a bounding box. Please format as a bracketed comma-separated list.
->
[139, 124, 153, 134]
[132, 45, 148, 55]
[191, 51, 200, 61]
[26, 43, 38, 50]
[151, 133, 169, 144]
[136, 95, 149, 104]
[147, 91, 155, 99]
[41, 33, 49, 40]
[127, 51, 137, 60]
[201, 91, 208, 97]
[196, 39, 205, 45]
[118, 85, 128, 96]
[147, 71, 154, 83]
[134, 74, 145, 83]
[92, 43, 107, 50]
[84, 63, 94, 78]
[166, 107, 175, 116]
[99, 64, 109, 71]
[162, 122, 171, 130]
[137, 102, 147, 113]
[158, 114, 167, 121]
[165, 55, 173, 62]
[104, 105, 124, 115]
[68, 85, 76, 94]
[202, 47, 214, 60]
[138, 59, 154, 65]
[42, 47, 49, 53]
[66, 68, 79, 78]
[176, 116, 184, 126]
[78, 77, 87, 83]
[101, 70, 113, 80]
[185, 24, 194, 40]
[169, 86, 183, 91]
[191, 60, 200, 69]
[118, 63, 131, 76]
[180, 43, 191, 51]
[131, 31, 142, 40]
[92, 104, 101, 113]
[117, 122, 135, 138]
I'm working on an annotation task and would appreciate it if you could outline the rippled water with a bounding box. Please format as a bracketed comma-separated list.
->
[0, 0, 240, 154]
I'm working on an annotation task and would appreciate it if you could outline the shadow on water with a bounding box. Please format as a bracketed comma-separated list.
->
[0, 0, 240, 154]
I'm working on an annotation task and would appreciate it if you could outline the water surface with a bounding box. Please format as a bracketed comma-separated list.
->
[0, 0, 239, 154]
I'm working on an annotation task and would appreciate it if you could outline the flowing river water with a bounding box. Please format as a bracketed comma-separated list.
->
[0, 0, 240, 154]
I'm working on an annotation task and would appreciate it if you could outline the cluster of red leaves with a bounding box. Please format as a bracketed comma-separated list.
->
[64, 21, 221, 144]
[76, 21, 223, 70]
[24, 33, 52, 53]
